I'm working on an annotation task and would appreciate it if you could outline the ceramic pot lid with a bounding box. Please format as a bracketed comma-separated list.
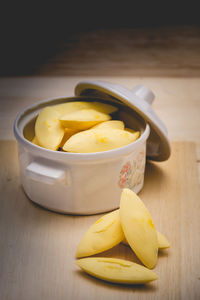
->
[75, 80, 171, 161]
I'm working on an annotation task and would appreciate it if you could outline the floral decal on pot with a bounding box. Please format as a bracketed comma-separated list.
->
[118, 150, 145, 189]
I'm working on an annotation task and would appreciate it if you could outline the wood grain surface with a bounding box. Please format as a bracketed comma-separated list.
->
[0, 140, 199, 300]
[36, 26, 200, 77]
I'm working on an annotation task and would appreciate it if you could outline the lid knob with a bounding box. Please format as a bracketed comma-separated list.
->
[132, 85, 155, 105]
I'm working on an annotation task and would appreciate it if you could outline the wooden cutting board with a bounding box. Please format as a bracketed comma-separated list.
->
[0, 141, 199, 300]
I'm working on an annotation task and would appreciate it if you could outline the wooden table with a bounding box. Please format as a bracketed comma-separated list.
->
[0, 27, 200, 300]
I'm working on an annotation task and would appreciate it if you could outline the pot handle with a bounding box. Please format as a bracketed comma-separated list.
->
[25, 159, 67, 185]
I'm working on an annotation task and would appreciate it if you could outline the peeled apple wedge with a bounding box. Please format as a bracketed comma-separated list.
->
[122, 231, 170, 250]
[54, 101, 91, 115]
[35, 107, 65, 151]
[156, 231, 170, 249]
[125, 127, 140, 136]
[125, 127, 136, 133]
[76, 210, 124, 258]
[63, 128, 139, 153]
[88, 102, 118, 114]
[31, 136, 40, 146]
[76, 257, 158, 284]
[120, 188, 158, 269]
[125, 129, 140, 139]
[92, 120, 125, 130]
[59, 109, 111, 130]
[54, 101, 118, 115]
[59, 128, 80, 148]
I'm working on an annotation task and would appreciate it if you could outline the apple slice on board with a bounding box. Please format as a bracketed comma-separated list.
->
[120, 188, 158, 269]
[76, 257, 158, 284]
[76, 210, 124, 258]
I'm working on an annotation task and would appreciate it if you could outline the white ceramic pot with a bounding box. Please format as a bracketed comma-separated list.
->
[14, 81, 170, 215]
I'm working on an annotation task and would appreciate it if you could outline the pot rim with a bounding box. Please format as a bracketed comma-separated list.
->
[14, 96, 150, 161]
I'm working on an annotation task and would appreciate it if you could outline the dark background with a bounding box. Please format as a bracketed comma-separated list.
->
[1, 2, 199, 76]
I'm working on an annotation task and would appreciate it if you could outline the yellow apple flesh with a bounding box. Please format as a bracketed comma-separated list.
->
[76, 257, 158, 284]
[76, 210, 124, 258]
[59, 109, 111, 130]
[63, 128, 140, 153]
[119, 188, 158, 269]
[35, 106, 65, 151]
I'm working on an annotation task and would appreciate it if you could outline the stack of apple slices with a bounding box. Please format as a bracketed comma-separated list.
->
[76, 188, 170, 285]
[31, 101, 140, 152]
